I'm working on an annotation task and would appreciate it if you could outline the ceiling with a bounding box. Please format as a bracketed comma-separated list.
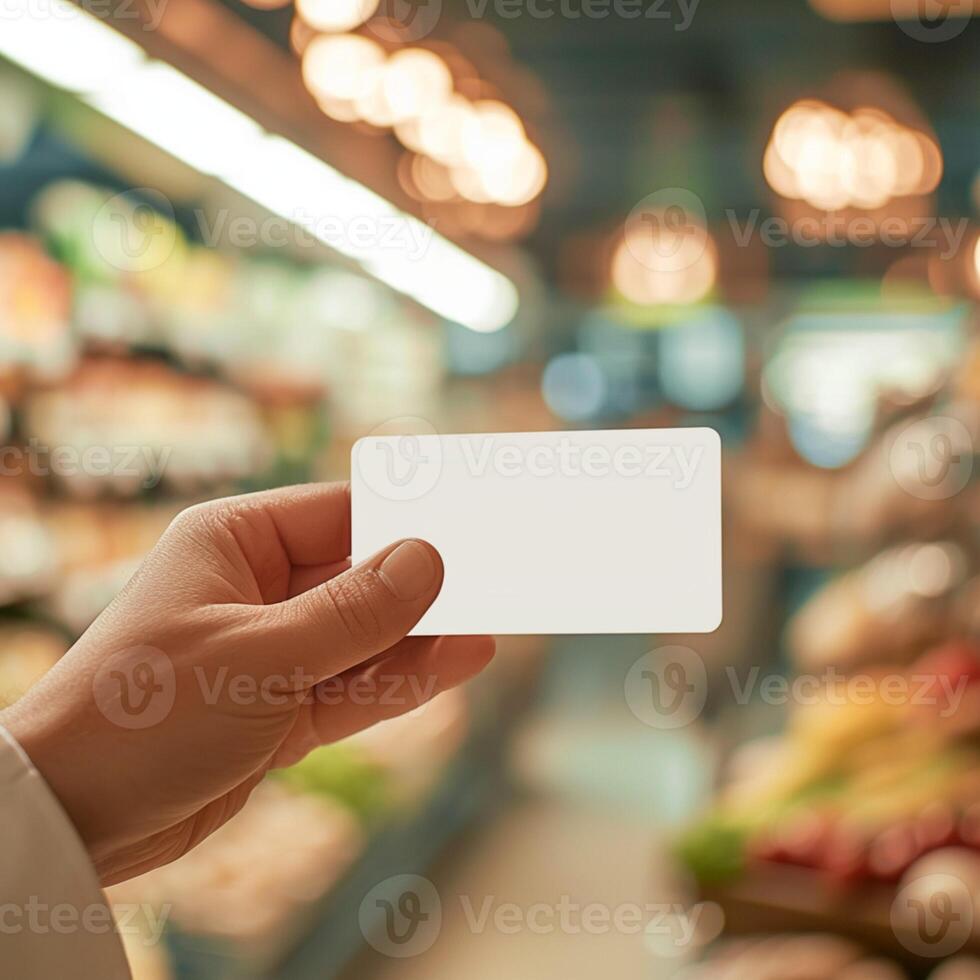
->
[225, 0, 980, 282]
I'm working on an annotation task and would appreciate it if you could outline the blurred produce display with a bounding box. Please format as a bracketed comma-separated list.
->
[678, 636, 980, 886]
[112, 782, 366, 950]
[23, 358, 272, 494]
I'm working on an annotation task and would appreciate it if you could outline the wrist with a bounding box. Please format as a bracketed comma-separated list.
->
[1, 701, 113, 872]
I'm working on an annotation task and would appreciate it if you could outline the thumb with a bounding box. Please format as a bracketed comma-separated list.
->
[264, 539, 444, 681]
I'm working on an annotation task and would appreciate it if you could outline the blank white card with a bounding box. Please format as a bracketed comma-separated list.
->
[351, 427, 722, 635]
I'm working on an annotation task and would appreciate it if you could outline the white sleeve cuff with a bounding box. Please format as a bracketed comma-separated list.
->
[0, 725, 132, 979]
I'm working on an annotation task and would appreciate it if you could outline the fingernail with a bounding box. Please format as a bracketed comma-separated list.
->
[377, 540, 437, 600]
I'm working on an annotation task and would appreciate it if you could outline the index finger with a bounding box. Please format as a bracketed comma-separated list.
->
[222, 481, 351, 566]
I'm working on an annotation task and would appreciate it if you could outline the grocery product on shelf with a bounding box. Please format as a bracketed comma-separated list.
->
[0, 233, 76, 384]
[35, 500, 183, 632]
[788, 540, 977, 673]
[341, 681, 472, 801]
[22, 356, 274, 496]
[109, 782, 366, 954]
[27, 179, 438, 395]
[0, 481, 58, 603]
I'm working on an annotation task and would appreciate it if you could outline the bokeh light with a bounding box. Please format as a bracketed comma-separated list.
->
[541, 352, 606, 422]
[764, 100, 942, 212]
[296, 0, 379, 32]
[381, 49, 453, 125]
[409, 154, 456, 202]
[477, 141, 547, 207]
[611, 210, 717, 307]
[444, 318, 517, 375]
[658, 308, 745, 411]
[460, 100, 525, 172]
[302, 34, 385, 106]
[410, 95, 474, 167]
[765, 308, 965, 468]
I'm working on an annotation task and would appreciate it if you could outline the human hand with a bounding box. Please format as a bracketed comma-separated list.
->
[0, 482, 494, 885]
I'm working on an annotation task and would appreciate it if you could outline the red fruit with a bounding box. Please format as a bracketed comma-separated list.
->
[914, 802, 958, 852]
[913, 640, 980, 685]
[749, 830, 788, 864]
[911, 640, 980, 718]
[770, 810, 836, 869]
[823, 824, 872, 885]
[867, 822, 919, 881]
[751, 810, 833, 868]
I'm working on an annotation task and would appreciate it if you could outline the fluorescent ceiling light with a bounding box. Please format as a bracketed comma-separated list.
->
[89, 62, 265, 179]
[0, 1, 145, 94]
[0, 0, 518, 331]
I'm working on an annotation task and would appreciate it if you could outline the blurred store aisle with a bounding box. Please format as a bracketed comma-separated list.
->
[352, 637, 717, 980]
[357, 795, 663, 979]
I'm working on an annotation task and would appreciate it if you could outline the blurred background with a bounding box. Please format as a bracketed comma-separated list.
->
[0, 0, 979, 976]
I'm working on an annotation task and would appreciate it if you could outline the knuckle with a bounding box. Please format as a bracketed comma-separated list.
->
[321, 574, 384, 653]
[168, 500, 226, 538]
